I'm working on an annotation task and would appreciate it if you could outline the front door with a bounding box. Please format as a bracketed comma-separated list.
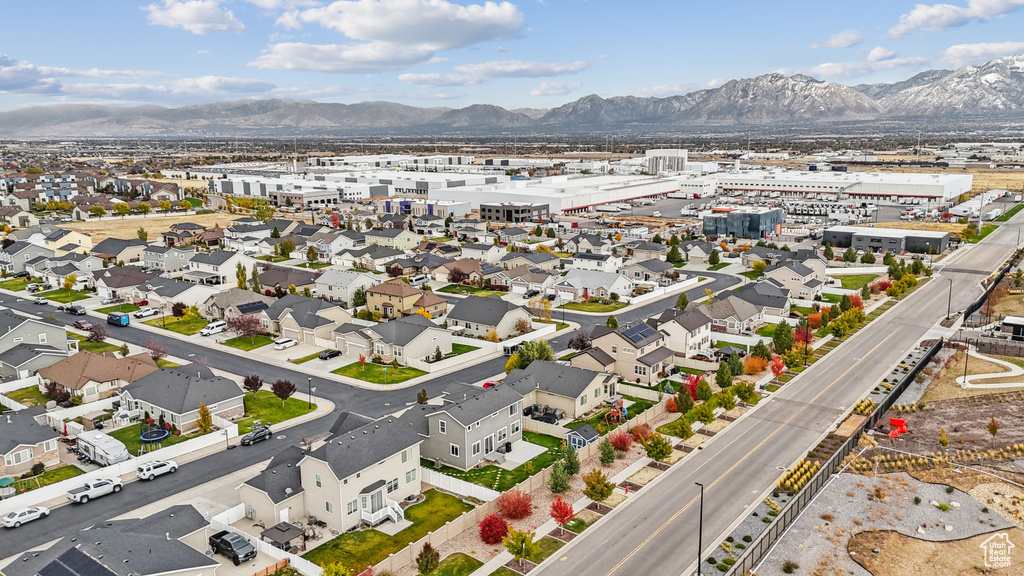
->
[280, 507, 289, 524]
[484, 435, 493, 455]
[370, 490, 383, 513]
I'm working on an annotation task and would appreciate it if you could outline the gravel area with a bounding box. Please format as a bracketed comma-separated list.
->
[754, 472, 1012, 576]
[627, 467, 662, 485]
[900, 346, 958, 404]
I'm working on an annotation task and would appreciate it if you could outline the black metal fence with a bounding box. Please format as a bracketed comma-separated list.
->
[726, 338, 943, 575]
[963, 247, 1023, 320]
[976, 335, 1024, 358]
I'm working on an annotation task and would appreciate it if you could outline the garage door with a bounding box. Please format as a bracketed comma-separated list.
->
[282, 328, 300, 341]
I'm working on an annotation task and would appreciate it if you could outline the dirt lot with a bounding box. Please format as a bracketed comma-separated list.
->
[880, 391, 1024, 450]
[64, 213, 233, 242]
[849, 528, 1024, 575]
[919, 349, 1020, 402]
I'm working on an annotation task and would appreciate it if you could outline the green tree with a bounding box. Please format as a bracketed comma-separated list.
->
[751, 340, 771, 360]
[250, 263, 261, 293]
[691, 403, 715, 423]
[118, 342, 130, 357]
[137, 227, 148, 241]
[1015, 269, 1023, 288]
[751, 261, 766, 275]
[306, 246, 317, 263]
[716, 361, 733, 389]
[652, 233, 663, 244]
[861, 284, 871, 300]
[823, 243, 834, 260]
[548, 460, 570, 494]
[137, 202, 151, 216]
[417, 388, 428, 404]
[546, 228, 556, 238]
[582, 468, 614, 501]
[773, 320, 794, 354]
[322, 563, 351, 576]
[89, 205, 106, 217]
[668, 234, 680, 246]
[255, 205, 274, 223]
[598, 438, 615, 465]
[675, 292, 689, 310]
[561, 445, 580, 476]
[504, 528, 538, 570]
[236, 262, 247, 289]
[517, 340, 554, 370]
[676, 389, 694, 413]
[726, 353, 744, 377]
[861, 251, 876, 264]
[840, 294, 853, 313]
[666, 244, 683, 263]
[641, 433, 673, 462]
[708, 249, 720, 266]
[883, 252, 896, 266]
[830, 320, 848, 340]
[270, 226, 281, 238]
[278, 238, 295, 257]
[113, 203, 130, 218]
[352, 287, 367, 307]
[696, 380, 713, 402]
[843, 247, 857, 262]
[606, 315, 618, 329]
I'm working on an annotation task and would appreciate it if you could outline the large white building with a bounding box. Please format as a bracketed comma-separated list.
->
[309, 154, 474, 169]
[710, 170, 973, 202]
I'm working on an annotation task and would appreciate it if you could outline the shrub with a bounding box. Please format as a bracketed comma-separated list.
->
[666, 397, 678, 412]
[744, 355, 768, 375]
[914, 496, 922, 505]
[609, 430, 634, 452]
[696, 381, 713, 402]
[945, 485, 955, 494]
[582, 467, 614, 502]
[497, 489, 532, 519]
[598, 437, 616, 465]
[781, 560, 799, 574]
[641, 433, 673, 462]
[742, 535, 752, 543]
[630, 423, 652, 442]
[478, 513, 509, 545]
[415, 543, 439, 575]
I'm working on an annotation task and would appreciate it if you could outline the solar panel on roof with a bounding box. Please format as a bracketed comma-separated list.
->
[40, 548, 119, 576]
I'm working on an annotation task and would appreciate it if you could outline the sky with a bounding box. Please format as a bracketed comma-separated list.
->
[1, 0, 1024, 111]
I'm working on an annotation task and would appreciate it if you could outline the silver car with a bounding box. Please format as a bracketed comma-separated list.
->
[3, 506, 49, 528]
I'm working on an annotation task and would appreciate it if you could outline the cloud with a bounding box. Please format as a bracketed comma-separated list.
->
[888, 0, 1024, 37]
[256, 0, 524, 73]
[807, 55, 929, 78]
[866, 46, 897, 62]
[0, 54, 163, 95]
[193, 49, 210, 55]
[809, 29, 863, 49]
[242, 0, 318, 9]
[397, 73, 483, 87]
[634, 83, 695, 97]
[61, 76, 275, 101]
[940, 41, 1024, 66]
[707, 78, 727, 88]
[143, 0, 245, 35]
[530, 81, 580, 96]
[453, 59, 589, 78]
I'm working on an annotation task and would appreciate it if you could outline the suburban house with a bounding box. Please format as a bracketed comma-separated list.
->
[38, 351, 159, 403]
[496, 227, 529, 243]
[0, 310, 73, 380]
[620, 259, 678, 285]
[741, 246, 794, 268]
[295, 415, 422, 533]
[499, 251, 560, 271]
[401, 383, 524, 470]
[200, 287, 276, 320]
[785, 249, 829, 278]
[309, 229, 365, 261]
[0, 241, 55, 274]
[28, 252, 104, 290]
[734, 281, 793, 319]
[500, 265, 558, 294]
[621, 240, 669, 261]
[413, 215, 447, 236]
[680, 240, 719, 263]
[446, 295, 533, 339]
[143, 245, 195, 273]
[432, 258, 503, 284]
[119, 364, 245, 433]
[364, 227, 420, 251]
[333, 244, 405, 270]
[238, 445, 307, 526]
[43, 228, 93, 255]
[695, 294, 766, 335]
[645, 308, 713, 359]
[0, 406, 60, 479]
[0, 206, 38, 228]
[315, 269, 382, 305]
[333, 314, 451, 365]
[572, 322, 673, 384]
[2, 506, 216, 576]
[258, 294, 352, 345]
[505, 361, 616, 420]
[91, 237, 148, 264]
[365, 280, 448, 319]
[564, 233, 610, 254]
[256, 265, 318, 294]
[389, 253, 455, 276]
[461, 242, 504, 264]
[182, 250, 255, 285]
[161, 222, 221, 247]
[552, 270, 635, 302]
[132, 277, 221, 309]
[92, 266, 159, 300]
[763, 262, 824, 299]
[414, 240, 461, 259]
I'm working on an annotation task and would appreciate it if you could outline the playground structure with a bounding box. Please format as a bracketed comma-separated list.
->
[138, 423, 171, 455]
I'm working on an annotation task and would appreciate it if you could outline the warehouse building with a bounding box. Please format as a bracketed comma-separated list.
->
[702, 207, 783, 239]
[822, 225, 949, 254]
[480, 202, 551, 223]
[712, 170, 972, 202]
[375, 198, 472, 217]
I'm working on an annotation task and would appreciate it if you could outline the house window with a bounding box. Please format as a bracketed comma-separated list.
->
[611, 345, 617, 354]
[511, 420, 520, 435]
[497, 428, 507, 442]
[406, 469, 417, 484]
[594, 387, 600, 399]
[509, 403, 517, 416]
[325, 501, 334, 514]
[450, 443, 460, 457]
[634, 365, 647, 376]
[580, 394, 587, 405]
[623, 347, 634, 354]
[401, 448, 412, 463]
[43, 439, 57, 452]
[315, 474, 322, 488]
[472, 441, 480, 456]
[387, 479, 398, 493]
[438, 420, 446, 434]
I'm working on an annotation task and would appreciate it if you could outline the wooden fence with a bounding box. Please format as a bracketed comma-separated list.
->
[252, 560, 289, 576]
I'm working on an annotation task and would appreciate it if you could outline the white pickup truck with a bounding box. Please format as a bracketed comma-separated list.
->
[66, 478, 122, 504]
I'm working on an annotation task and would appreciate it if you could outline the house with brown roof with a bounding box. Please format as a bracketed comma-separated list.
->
[431, 258, 503, 284]
[366, 280, 448, 319]
[92, 267, 159, 300]
[38, 351, 158, 403]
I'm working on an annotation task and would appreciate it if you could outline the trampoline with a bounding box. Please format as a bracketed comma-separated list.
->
[140, 428, 170, 442]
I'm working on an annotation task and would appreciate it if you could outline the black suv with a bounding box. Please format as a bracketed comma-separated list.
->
[240, 425, 272, 446]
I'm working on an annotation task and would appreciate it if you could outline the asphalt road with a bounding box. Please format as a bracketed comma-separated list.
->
[532, 219, 1024, 576]
[0, 270, 738, 556]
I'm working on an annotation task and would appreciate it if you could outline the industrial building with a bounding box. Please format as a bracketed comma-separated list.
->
[702, 207, 783, 239]
[374, 198, 472, 218]
[711, 170, 972, 202]
[822, 225, 949, 254]
[644, 149, 688, 173]
[309, 154, 474, 169]
[479, 202, 551, 223]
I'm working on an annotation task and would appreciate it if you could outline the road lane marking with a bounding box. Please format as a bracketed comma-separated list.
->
[600, 333, 895, 576]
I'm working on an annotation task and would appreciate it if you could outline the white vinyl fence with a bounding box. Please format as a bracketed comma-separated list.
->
[422, 469, 501, 502]
[211, 504, 323, 576]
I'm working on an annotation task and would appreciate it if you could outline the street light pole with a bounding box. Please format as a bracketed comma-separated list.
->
[946, 278, 953, 320]
[307, 377, 312, 409]
[963, 338, 970, 383]
[695, 482, 704, 576]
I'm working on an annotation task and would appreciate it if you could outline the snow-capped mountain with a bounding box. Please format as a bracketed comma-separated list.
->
[877, 55, 1024, 117]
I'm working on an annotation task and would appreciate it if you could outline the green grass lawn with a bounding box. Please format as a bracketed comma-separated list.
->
[0, 276, 41, 291]
[488, 569, 520, 576]
[297, 262, 332, 269]
[37, 289, 89, 303]
[302, 489, 474, 569]
[559, 301, 626, 313]
[427, 343, 480, 363]
[765, 384, 781, 392]
[258, 255, 290, 262]
[967, 224, 999, 244]
[557, 352, 577, 361]
[143, 315, 208, 335]
[220, 334, 274, 351]
[792, 305, 815, 316]
[838, 274, 879, 291]
[429, 237, 454, 242]
[236, 390, 317, 434]
[755, 324, 777, 337]
[707, 262, 729, 271]
[5, 385, 49, 407]
[821, 293, 842, 303]
[997, 203, 1024, 222]
[529, 537, 565, 563]
[439, 284, 482, 294]
[564, 517, 592, 534]
[97, 303, 141, 314]
[12, 465, 85, 493]
[741, 271, 762, 280]
[423, 432, 562, 492]
[68, 332, 122, 354]
[673, 262, 687, 268]
[431, 553, 483, 576]
[156, 359, 180, 368]
[534, 318, 569, 330]
[108, 423, 193, 456]
[332, 362, 426, 384]
[714, 340, 746, 349]
[290, 351, 322, 364]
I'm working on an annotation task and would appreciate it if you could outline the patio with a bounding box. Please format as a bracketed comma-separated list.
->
[497, 440, 549, 470]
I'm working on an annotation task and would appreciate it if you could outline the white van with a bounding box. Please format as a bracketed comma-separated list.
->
[409, 274, 430, 287]
[199, 320, 227, 336]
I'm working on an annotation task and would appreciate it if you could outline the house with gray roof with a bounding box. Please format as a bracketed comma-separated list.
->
[572, 321, 672, 384]
[332, 244, 405, 270]
[258, 294, 352, 345]
[92, 266, 159, 300]
[461, 242, 504, 264]
[506, 360, 616, 420]
[91, 238, 147, 264]
[0, 406, 60, 480]
[695, 294, 765, 335]
[763, 261, 823, 299]
[332, 314, 451, 365]
[621, 239, 669, 261]
[564, 233, 610, 255]
[257, 265, 318, 293]
[238, 446, 306, 527]
[143, 244, 195, 273]
[315, 268, 381, 306]
[389, 253, 455, 276]
[0, 241, 55, 274]
[0, 309, 72, 380]
[182, 250, 254, 285]
[620, 258, 678, 285]
[401, 383, 523, 470]
[2, 505, 215, 576]
[446, 294, 532, 340]
[132, 276, 220, 308]
[200, 287, 276, 320]
[500, 250, 559, 271]
[119, 364, 244, 433]
[553, 269, 635, 302]
[734, 280, 792, 318]
[646, 308, 713, 358]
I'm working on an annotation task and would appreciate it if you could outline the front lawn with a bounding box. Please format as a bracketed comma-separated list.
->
[156, 359, 180, 368]
[432, 553, 483, 576]
[13, 465, 85, 493]
[708, 262, 729, 271]
[108, 423, 193, 456]
[838, 274, 879, 291]
[97, 303, 141, 314]
[68, 332, 121, 354]
[143, 316, 208, 335]
[332, 362, 426, 384]
[290, 351, 323, 364]
[37, 289, 89, 303]
[302, 489, 474, 569]
[258, 255, 290, 263]
[741, 271, 762, 280]
[439, 284, 482, 294]
[0, 276, 41, 291]
[534, 318, 569, 330]
[237, 390, 317, 434]
[5, 385, 49, 407]
[297, 262, 332, 269]
[559, 301, 626, 313]
[221, 334, 274, 351]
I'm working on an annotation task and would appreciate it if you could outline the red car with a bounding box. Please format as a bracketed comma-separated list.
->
[73, 320, 93, 330]
[482, 381, 499, 389]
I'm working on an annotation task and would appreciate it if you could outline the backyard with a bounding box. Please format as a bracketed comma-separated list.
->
[565, 396, 655, 435]
[332, 362, 426, 384]
[143, 315, 208, 336]
[558, 300, 626, 313]
[221, 334, 274, 351]
[108, 422, 194, 456]
[422, 432, 563, 492]
[5, 385, 49, 407]
[838, 274, 879, 291]
[10, 465, 84, 493]
[302, 489, 474, 569]
[237, 390, 317, 434]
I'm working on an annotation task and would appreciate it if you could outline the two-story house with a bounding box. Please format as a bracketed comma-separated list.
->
[620, 259, 677, 285]
[695, 294, 766, 335]
[143, 245, 195, 273]
[0, 241, 55, 274]
[90, 238, 148, 265]
[680, 240, 719, 264]
[0, 406, 60, 480]
[621, 240, 669, 261]
[461, 242, 504, 264]
[500, 265, 557, 295]
[182, 250, 255, 285]
[572, 321, 673, 384]
[645, 308, 713, 359]
[496, 227, 529, 244]
[571, 252, 619, 273]
[499, 251, 559, 271]
[505, 361, 616, 420]
[763, 262, 823, 300]
[309, 229, 365, 261]
[119, 364, 245, 433]
[333, 244, 405, 271]
[0, 310, 73, 380]
[43, 228, 93, 255]
[315, 269, 381, 305]
[365, 280, 448, 319]
[364, 227, 420, 251]
[446, 295, 533, 340]
[564, 233, 610, 255]
[258, 294, 352, 345]
[734, 281, 792, 320]
[38, 351, 158, 403]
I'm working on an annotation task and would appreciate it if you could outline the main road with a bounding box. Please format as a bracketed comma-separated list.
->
[533, 219, 1024, 576]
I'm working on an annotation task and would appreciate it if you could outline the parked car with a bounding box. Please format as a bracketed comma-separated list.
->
[482, 381, 499, 388]
[524, 289, 539, 298]
[652, 210, 662, 217]
[33, 297, 47, 305]
[136, 459, 178, 480]
[12, 271, 29, 278]
[2, 506, 49, 528]
[208, 530, 257, 566]
[240, 425, 272, 446]
[273, 338, 297, 350]
[545, 294, 557, 301]
[243, 250, 256, 256]
[66, 478, 122, 504]
[199, 320, 227, 336]
[25, 283, 42, 291]
[65, 305, 87, 315]
[318, 349, 341, 360]
[100, 297, 119, 305]
[134, 307, 159, 318]
[72, 320, 93, 330]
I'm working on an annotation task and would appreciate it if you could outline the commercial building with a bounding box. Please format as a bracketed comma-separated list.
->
[822, 225, 949, 254]
[644, 149, 688, 173]
[375, 198, 472, 217]
[702, 207, 783, 239]
[479, 202, 550, 223]
[711, 170, 972, 203]
[309, 154, 474, 169]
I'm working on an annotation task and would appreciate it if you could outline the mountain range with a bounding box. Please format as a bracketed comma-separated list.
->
[1, 55, 1023, 138]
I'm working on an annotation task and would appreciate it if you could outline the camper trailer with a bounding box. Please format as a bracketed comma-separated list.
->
[76, 431, 131, 466]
